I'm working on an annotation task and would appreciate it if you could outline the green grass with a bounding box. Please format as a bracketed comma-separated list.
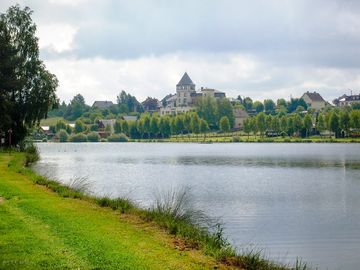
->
[39, 117, 69, 126]
[0, 152, 310, 269]
[0, 153, 223, 270]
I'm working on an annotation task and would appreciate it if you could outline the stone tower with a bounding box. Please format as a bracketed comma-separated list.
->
[176, 72, 196, 107]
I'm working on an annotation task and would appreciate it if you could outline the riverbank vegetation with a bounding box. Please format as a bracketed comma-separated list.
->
[0, 151, 309, 269]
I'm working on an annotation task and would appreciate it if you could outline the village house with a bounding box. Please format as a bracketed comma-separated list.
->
[300, 91, 327, 111]
[92, 101, 114, 110]
[333, 93, 360, 107]
[160, 72, 227, 115]
[233, 109, 249, 130]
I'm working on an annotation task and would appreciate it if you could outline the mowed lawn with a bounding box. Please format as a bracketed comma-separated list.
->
[0, 153, 225, 270]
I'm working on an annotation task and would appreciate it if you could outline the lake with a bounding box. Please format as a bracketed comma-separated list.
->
[34, 143, 360, 269]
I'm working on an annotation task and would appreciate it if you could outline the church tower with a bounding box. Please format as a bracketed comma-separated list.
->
[176, 72, 196, 107]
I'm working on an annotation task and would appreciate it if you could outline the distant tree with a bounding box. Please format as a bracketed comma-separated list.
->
[271, 116, 280, 133]
[350, 110, 360, 130]
[265, 115, 272, 131]
[64, 94, 88, 120]
[276, 98, 287, 108]
[287, 116, 294, 136]
[256, 112, 266, 137]
[316, 113, 326, 136]
[150, 116, 159, 137]
[243, 118, 252, 138]
[90, 124, 98, 132]
[183, 113, 191, 133]
[339, 111, 350, 136]
[264, 99, 276, 114]
[199, 119, 209, 134]
[74, 120, 86, 133]
[329, 112, 340, 137]
[175, 115, 184, 134]
[143, 115, 151, 138]
[287, 98, 308, 113]
[253, 101, 264, 113]
[250, 117, 258, 136]
[303, 113, 312, 137]
[121, 120, 129, 136]
[197, 96, 217, 129]
[0, 5, 58, 145]
[243, 97, 253, 112]
[57, 129, 68, 142]
[280, 116, 288, 134]
[116, 90, 143, 113]
[159, 117, 171, 138]
[55, 120, 67, 132]
[216, 98, 235, 128]
[351, 102, 360, 110]
[190, 114, 200, 134]
[87, 132, 100, 142]
[293, 114, 303, 136]
[136, 119, 144, 138]
[113, 120, 122, 134]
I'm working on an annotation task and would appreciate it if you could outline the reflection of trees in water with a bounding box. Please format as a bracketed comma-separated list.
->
[112, 156, 360, 170]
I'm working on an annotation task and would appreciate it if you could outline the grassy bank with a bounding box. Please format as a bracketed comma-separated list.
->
[0, 152, 308, 269]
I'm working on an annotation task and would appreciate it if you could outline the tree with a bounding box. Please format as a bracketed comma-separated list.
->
[121, 120, 129, 136]
[136, 119, 144, 138]
[329, 112, 340, 138]
[0, 5, 58, 145]
[143, 115, 151, 138]
[87, 132, 100, 142]
[243, 97, 253, 112]
[64, 94, 88, 120]
[175, 115, 184, 134]
[256, 112, 266, 137]
[150, 116, 159, 137]
[219, 116, 230, 133]
[55, 120, 67, 132]
[264, 99, 276, 114]
[339, 111, 350, 136]
[113, 120, 122, 134]
[277, 98, 287, 108]
[216, 98, 235, 128]
[243, 118, 252, 138]
[253, 101, 264, 113]
[271, 116, 280, 133]
[316, 113, 326, 136]
[159, 117, 171, 138]
[74, 120, 85, 133]
[116, 90, 143, 113]
[57, 129, 68, 142]
[293, 114, 303, 136]
[199, 119, 209, 134]
[287, 98, 308, 113]
[280, 116, 288, 135]
[303, 114, 312, 137]
[197, 96, 217, 129]
[190, 114, 200, 134]
[350, 110, 360, 130]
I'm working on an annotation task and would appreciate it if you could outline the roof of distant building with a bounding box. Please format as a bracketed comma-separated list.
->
[92, 101, 114, 109]
[302, 91, 325, 102]
[177, 72, 195, 86]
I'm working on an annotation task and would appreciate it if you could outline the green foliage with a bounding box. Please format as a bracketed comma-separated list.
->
[219, 116, 230, 132]
[329, 112, 340, 137]
[303, 114, 312, 137]
[74, 120, 86, 133]
[68, 133, 87, 142]
[107, 133, 129, 142]
[24, 143, 40, 166]
[96, 197, 134, 213]
[57, 129, 69, 142]
[113, 120, 122, 134]
[0, 5, 58, 145]
[55, 120, 67, 132]
[256, 112, 266, 136]
[116, 90, 143, 113]
[264, 99, 276, 114]
[86, 131, 100, 142]
[253, 101, 264, 113]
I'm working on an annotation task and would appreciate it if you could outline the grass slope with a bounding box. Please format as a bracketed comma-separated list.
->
[0, 153, 225, 270]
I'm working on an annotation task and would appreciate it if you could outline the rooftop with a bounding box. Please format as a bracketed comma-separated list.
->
[177, 72, 195, 86]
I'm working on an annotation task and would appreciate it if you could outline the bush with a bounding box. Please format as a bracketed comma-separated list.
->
[87, 132, 100, 142]
[68, 133, 87, 142]
[100, 138, 107, 142]
[57, 129, 69, 142]
[24, 143, 40, 166]
[232, 136, 241, 142]
[107, 133, 128, 142]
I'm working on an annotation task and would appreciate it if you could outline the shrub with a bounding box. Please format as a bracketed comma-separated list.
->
[107, 133, 128, 142]
[87, 132, 100, 142]
[24, 143, 40, 166]
[57, 129, 69, 142]
[232, 136, 241, 142]
[100, 138, 107, 142]
[69, 133, 87, 142]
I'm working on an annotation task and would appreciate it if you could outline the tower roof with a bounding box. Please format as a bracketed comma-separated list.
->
[177, 72, 195, 86]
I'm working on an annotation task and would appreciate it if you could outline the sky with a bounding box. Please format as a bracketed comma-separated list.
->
[1, 0, 360, 105]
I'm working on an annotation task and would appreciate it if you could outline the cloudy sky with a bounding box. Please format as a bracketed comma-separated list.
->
[1, 0, 360, 104]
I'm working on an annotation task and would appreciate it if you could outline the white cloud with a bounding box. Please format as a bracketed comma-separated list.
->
[43, 53, 360, 105]
[37, 23, 77, 53]
[47, 0, 87, 7]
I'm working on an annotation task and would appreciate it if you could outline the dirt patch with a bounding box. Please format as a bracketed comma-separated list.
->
[0, 197, 4, 204]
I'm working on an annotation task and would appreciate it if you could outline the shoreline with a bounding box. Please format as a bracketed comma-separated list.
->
[1, 151, 309, 270]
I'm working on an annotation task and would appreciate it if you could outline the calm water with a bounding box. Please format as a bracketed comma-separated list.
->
[34, 143, 360, 269]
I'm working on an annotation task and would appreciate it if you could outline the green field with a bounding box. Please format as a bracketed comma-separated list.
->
[0, 153, 227, 270]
